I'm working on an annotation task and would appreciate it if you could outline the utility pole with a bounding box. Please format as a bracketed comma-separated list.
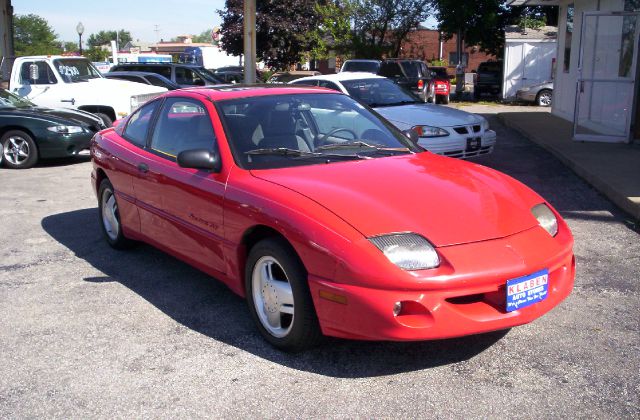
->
[1, 0, 14, 83]
[243, 0, 256, 84]
[154, 24, 160, 43]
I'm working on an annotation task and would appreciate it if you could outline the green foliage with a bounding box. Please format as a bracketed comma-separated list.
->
[308, 1, 354, 60]
[192, 30, 214, 44]
[13, 14, 61, 56]
[84, 47, 109, 62]
[518, 15, 546, 30]
[87, 30, 132, 49]
[429, 58, 448, 66]
[218, 0, 323, 70]
[62, 41, 78, 53]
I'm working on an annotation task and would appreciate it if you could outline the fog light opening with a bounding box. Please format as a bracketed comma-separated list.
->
[393, 301, 402, 316]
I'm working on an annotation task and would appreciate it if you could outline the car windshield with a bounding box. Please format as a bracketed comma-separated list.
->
[342, 61, 380, 73]
[217, 93, 421, 170]
[53, 58, 102, 82]
[341, 78, 419, 107]
[0, 89, 35, 108]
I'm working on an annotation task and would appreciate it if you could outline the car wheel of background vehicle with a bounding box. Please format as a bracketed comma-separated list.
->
[536, 90, 552, 107]
[442, 94, 450, 105]
[245, 237, 322, 352]
[94, 112, 113, 127]
[98, 179, 134, 249]
[1, 130, 38, 169]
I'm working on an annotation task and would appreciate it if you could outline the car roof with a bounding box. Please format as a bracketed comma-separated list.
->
[112, 62, 202, 68]
[294, 72, 385, 83]
[343, 59, 381, 63]
[167, 84, 337, 101]
[106, 71, 169, 78]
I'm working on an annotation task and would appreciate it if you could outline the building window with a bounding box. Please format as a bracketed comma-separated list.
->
[563, 4, 574, 73]
[448, 52, 468, 67]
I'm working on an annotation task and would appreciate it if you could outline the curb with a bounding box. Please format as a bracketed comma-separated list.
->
[497, 113, 640, 223]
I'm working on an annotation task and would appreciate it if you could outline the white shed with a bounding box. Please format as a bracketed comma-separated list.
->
[502, 25, 557, 99]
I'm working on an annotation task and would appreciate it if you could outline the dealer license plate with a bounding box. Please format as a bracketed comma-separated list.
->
[506, 269, 549, 312]
[466, 137, 481, 151]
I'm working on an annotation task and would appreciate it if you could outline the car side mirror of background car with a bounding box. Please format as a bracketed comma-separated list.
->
[177, 149, 221, 172]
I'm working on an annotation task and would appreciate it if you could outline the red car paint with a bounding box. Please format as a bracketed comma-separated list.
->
[91, 86, 574, 342]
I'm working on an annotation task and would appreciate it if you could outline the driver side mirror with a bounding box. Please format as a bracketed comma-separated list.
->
[402, 129, 419, 144]
[29, 64, 40, 82]
[177, 149, 221, 172]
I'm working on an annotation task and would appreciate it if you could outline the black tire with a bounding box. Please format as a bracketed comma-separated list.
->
[245, 237, 322, 352]
[1, 130, 38, 169]
[441, 94, 450, 104]
[94, 112, 113, 127]
[536, 89, 552, 107]
[98, 179, 134, 249]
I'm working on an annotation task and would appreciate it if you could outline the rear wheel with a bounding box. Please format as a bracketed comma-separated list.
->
[1, 130, 38, 169]
[98, 179, 134, 249]
[441, 94, 450, 104]
[245, 237, 322, 352]
[94, 112, 113, 127]
[536, 89, 552, 107]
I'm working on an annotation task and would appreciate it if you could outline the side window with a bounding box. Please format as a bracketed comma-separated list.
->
[123, 100, 159, 147]
[318, 80, 341, 91]
[379, 62, 402, 78]
[19, 61, 57, 84]
[150, 98, 216, 158]
[175, 67, 203, 86]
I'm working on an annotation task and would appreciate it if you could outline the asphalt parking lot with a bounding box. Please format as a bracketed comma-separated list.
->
[1, 106, 638, 418]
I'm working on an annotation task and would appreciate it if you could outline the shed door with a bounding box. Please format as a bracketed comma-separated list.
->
[574, 12, 640, 142]
[503, 41, 556, 99]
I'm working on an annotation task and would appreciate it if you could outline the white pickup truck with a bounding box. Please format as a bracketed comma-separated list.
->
[8, 56, 166, 126]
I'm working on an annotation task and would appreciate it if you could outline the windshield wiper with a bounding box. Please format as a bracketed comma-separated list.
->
[315, 141, 410, 154]
[246, 147, 365, 160]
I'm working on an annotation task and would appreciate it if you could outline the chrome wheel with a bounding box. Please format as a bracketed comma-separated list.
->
[101, 188, 120, 241]
[251, 256, 295, 338]
[3, 136, 30, 165]
[537, 91, 552, 107]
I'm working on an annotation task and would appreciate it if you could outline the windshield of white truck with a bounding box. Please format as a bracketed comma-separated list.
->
[53, 58, 102, 83]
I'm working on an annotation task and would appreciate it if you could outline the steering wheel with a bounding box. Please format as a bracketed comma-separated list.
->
[316, 128, 358, 147]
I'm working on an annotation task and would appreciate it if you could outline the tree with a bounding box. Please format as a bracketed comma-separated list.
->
[62, 41, 78, 53]
[13, 14, 61, 56]
[87, 30, 132, 49]
[218, 0, 323, 69]
[308, 1, 354, 59]
[192, 30, 214, 44]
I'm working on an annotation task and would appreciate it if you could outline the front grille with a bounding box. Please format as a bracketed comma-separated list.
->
[453, 126, 468, 135]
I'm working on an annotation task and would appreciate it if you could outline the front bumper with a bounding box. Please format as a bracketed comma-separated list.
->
[308, 227, 575, 341]
[36, 130, 94, 159]
[418, 127, 496, 159]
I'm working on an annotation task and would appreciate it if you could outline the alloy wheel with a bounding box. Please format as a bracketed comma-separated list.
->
[3, 136, 30, 165]
[251, 256, 295, 338]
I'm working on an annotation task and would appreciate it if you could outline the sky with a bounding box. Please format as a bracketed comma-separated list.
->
[14, 0, 437, 44]
[14, 0, 226, 43]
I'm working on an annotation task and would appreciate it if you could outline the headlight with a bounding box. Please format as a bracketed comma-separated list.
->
[412, 125, 449, 138]
[47, 125, 85, 134]
[481, 118, 490, 131]
[369, 233, 440, 270]
[532, 203, 558, 237]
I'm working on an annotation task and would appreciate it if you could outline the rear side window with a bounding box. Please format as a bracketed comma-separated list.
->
[379, 62, 403, 78]
[123, 100, 159, 147]
[400, 61, 419, 78]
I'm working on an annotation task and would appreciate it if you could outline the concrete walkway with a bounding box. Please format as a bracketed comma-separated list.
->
[496, 110, 640, 222]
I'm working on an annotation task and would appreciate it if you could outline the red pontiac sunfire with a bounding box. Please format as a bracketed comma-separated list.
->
[91, 86, 575, 351]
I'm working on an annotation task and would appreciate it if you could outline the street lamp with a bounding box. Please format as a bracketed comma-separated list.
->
[76, 22, 85, 55]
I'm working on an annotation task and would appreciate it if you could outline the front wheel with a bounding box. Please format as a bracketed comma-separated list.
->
[98, 179, 134, 249]
[1, 130, 38, 169]
[536, 89, 552, 107]
[245, 238, 322, 352]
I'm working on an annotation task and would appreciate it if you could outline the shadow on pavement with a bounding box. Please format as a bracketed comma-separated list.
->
[42, 207, 507, 378]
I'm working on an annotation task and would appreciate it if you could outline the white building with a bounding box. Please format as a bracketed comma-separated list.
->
[508, 0, 640, 143]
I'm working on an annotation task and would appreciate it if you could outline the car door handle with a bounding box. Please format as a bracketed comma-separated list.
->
[60, 98, 76, 105]
[137, 163, 149, 173]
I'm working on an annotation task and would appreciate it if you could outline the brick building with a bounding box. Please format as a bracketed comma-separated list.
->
[399, 28, 496, 73]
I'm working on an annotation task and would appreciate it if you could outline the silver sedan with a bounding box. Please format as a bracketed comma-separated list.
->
[516, 81, 553, 107]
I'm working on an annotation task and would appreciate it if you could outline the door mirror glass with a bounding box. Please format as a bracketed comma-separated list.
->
[177, 148, 221, 172]
[29, 64, 40, 81]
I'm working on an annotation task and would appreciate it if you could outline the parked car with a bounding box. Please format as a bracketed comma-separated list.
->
[516, 81, 553, 107]
[211, 66, 262, 83]
[474, 60, 504, 98]
[340, 59, 381, 74]
[266, 71, 321, 84]
[378, 59, 434, 102]
[291, 72, 496, 158]
[429, 66, 451, 104]
[1, 88, 105, 169]
[104, 71, 180, 90]
[109, 63, 224, 88]
[91, 85, 574, 351]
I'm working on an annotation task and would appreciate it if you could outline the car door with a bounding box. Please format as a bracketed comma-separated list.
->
[133, 96, 227, 275]
[12, 60, 63, 108]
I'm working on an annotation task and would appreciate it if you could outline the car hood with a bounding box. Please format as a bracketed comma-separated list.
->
[0, 106, 104, 128]
[251, 153, 541, 247]
[375, 103, 482, 128]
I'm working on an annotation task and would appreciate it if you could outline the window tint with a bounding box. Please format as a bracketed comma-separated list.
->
[318, 80, 341, 91]
[150, 98, 216, 158]
[19, 61, 57, 84]
[146, 74, 173, 89]
[400, 62, 419, 78]
[123, 100, 159, 147]
[379, 62, 403, 78]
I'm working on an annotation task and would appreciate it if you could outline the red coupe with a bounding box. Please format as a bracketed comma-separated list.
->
[91, 86, 575, 351]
